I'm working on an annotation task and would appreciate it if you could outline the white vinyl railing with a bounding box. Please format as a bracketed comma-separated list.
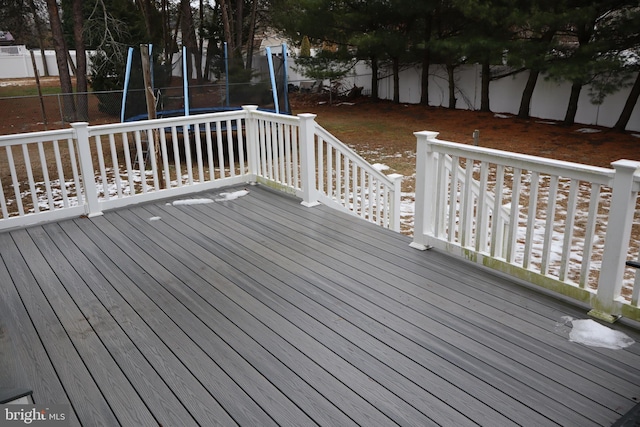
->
[313, 124, 402, 229]
[0, 128, 86, 227]
[412, 131, 640, 322]
[0, 106, 401, 232]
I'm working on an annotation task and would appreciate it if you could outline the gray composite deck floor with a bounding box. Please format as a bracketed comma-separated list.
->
[1, 184, 640, 426]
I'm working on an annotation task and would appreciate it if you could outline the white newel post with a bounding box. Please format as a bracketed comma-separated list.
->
[410, 131, 439, 250]
[243, 106, 259, 181]
[591, 159, 640, 321]
[298, 113, 320, 207]
[388, 173, 403, 232]
[71, 122, 102, 218]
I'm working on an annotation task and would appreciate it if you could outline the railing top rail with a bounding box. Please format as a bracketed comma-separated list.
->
[419, 132, 615, 185]
[0, 127, 75, 147]
[86, 109, 248, 136]
[316, 124, 398, 186]
[252, 109, 301, 126]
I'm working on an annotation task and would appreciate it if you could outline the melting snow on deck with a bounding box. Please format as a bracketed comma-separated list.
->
[559, 316, 635, 350]
[172, 198, 214, 206]
[215, 189, 249, 202]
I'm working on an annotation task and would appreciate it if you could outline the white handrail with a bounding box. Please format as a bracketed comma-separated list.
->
[314, 124, 402, 229]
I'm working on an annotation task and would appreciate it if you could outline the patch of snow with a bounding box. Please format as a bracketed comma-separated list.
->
[215, 189, 249, 202]
[576, 128, 601, 134]
[149, 216, 161, 221]
[632, 133, 640, 139]
[494, 113, 510, 119]
[172, 198, 214, 206]
[372, 163, 390, 171]
[568, 318, 635, 349]
[536, 120, 557, 125]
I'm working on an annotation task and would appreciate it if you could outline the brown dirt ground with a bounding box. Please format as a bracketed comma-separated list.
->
[289, 92, 640, 170]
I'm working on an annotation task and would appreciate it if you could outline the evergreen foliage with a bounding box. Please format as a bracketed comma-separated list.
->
[1, 0, 637, 128]
[270, 0, 640, 128]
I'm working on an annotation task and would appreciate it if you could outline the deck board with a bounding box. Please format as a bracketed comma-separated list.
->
[1, 184, 640, 426]
[246, 189, 640, 386]
[191, 189, 611, 426]
[129, 203, 479, 427]
[216, 190, 628, 421]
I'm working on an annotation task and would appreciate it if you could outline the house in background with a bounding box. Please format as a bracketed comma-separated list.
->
[0, 31, 15, 46]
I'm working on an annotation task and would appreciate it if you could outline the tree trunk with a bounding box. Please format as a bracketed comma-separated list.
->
[420, 15, 432, 106]
[180, 0, 203, 82]
[219, 0, 234, 58]
[370, 55, 379, 101]
[199, 0, 204, 64]
[45, 0, 75, 121]
[29, 0, 50, 76]
[447, 63, 456, 109]
[393, 56, 400, 104]
[614, 72, 640, 132]
[244, 0, 258, 70]
[563, 81, 582, 126]
[138, 0, 154, 40]
[171, 1, 182, 64]
[162, 0, 172, 64]
[72, 0, 88, 121]
[480, 61, 490, 112]
[235, 0, 243, 62]
[518, 69, 539, 119]
[204, 35, 217, 80]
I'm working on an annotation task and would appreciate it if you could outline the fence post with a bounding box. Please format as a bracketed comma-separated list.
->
[242, 105, 259, 181]
[298, 113, 320, 207]
[410, 131, 439, 250]
[71, 122, 102, 218]
[590, 159, 640, 322]
[388, 173, 403, 232]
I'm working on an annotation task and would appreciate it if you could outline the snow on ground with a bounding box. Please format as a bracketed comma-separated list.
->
[576, 128, 602, 134]
[371, 163, 390, 171]
[558, 316, 635, 349]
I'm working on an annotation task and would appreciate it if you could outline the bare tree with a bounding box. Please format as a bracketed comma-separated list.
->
[85, 0, 130, 70]
[28, 0, 50, 76]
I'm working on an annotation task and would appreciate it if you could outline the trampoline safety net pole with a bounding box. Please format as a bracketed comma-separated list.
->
[121, 47, 134, 123]
[182, 46, 190, 117]
[266, 46, 279, 114]
[149, 44, 154, 90]
[282, 43, 289, 114]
